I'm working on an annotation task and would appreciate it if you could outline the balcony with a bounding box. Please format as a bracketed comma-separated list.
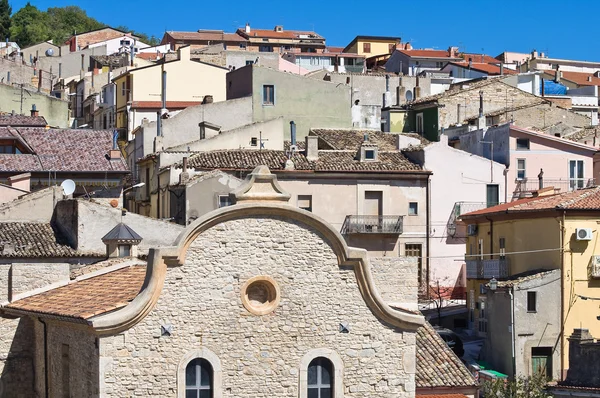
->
[466, 258, 509, 279]
[513, 178, 595, 199]
[446, 202, 488, 237]
[341, 215, 403, 235]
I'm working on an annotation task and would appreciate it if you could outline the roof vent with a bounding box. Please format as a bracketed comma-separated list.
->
[102, 222, 143, 258]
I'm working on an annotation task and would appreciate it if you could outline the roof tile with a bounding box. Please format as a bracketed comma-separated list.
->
[0, 114, 47, 127]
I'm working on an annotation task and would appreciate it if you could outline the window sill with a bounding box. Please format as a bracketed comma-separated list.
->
[262, 103, 275, 107]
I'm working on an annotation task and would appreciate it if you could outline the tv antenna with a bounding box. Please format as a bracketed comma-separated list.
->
[61, 179, 76, 196]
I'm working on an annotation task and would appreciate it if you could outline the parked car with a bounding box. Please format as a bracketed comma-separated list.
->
[434, 327, 465, 358]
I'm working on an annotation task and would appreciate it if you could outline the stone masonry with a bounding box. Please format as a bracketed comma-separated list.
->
[98, 216, 417, 397]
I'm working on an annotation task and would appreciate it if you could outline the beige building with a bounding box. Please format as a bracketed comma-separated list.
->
[343, 35, 402, 57]
[113, 46, 228, 140]
[2, 166, 427, 397]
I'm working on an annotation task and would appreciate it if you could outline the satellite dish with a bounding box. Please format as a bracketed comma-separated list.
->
[61, 179, 76, 196]
[45, 48, 54, 56]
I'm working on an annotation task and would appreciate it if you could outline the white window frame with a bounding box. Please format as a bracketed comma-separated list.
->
[177, 348, 222, 398]
[299, 349, 343, 398]
[569, 159, 585, 190]
[263, 84, 275, 106]
[517, 158, 526, 181]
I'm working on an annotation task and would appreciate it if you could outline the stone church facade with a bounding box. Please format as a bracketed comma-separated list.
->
[4, 166, 424, 397]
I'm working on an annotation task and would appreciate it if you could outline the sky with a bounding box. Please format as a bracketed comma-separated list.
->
[10, 0, 600, 62]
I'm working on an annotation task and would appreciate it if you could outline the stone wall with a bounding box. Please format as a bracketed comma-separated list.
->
[564, 328, 600, 388]
[0, 317, 35, 398]
[493, 102, 591, 130]
[0, 58, 54, 92]
[370, 257, 418, 309]
[10, 262, 70, 297]
[99, 216, 416, 397]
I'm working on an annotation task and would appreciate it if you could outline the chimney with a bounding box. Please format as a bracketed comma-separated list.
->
[479, 90, 484, 117]
[555, 71, 562, 83]
[404, 42, 412, 50]
[290, 121, 296, 146]
[500, 64, 504, 75]
[538, 168, 544, 189]
[414, 86, 421, 99]
[179, 157, 190, 185]
[383, 74, 391, 107]
[448, 46, 458, 58]
[595, 71, 600, 78]
[396, 85, 405, 106]
[160, 69, 168, 116]
[245, 23, 251, 34]
[305, 135, 318, 161]
[58, 63, 62, 79]
[37, 70, 42, 92]
[81, 54, 85, 71]
[30, 104, 39, 117]
[532, 49, 538, 59]
[468, 58, 472, 69]
[588, 76, 593, 82]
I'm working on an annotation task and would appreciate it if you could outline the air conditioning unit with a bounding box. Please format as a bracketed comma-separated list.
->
[467, 225, 478, 236]
[576, 228, 593, 241]
[592, 256, 600, 278]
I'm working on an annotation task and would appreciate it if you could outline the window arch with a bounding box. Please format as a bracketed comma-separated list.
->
[299, 349, 343, 398]
[178, 348, 222, 398]
[186, 358, 212, 398]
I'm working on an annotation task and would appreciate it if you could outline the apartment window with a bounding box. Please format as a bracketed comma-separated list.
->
[516, 138, 530, 150]
[263, 85, 275, 105]
[118, 244, 131, 258]
[250, 137, 258, 146]
[307, 357, 333, 398]
[408, 202, 418, 215]
[239, 43, 247, 49]
[259, 45, 272, 52]
[0, 145, 14, 154]
[365, 149, 375, 160]
[527, 291, 537, 312]
[186, 358, 213, 397]
[298, 195, 312, 212]
[283, 45, 291, 51]
[245, 60, 254, 66]
[486, 184, 499, 207]
[363, 43, 371, 53]
[517, 159, 526, 180]
[218, 195, 232, 208]
[436, 61, 444, 68]
[416, 113, 424, 133]
[569, 160, 585, 190]
[499, 237, 506, 259]
[121, 82, 126, 96]
[478, 238, 484, 260]
[405, 244, 423, 284]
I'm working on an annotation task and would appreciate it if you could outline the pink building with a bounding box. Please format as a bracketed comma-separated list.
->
[456, 123, 597, 201]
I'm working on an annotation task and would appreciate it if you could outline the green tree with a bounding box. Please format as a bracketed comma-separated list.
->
[46, 6, 104, 44]
[0, 0, 11, 41]
[9, 2, 49, 48]
[115, 25, 159, 47]
[482, 374, 551, 398]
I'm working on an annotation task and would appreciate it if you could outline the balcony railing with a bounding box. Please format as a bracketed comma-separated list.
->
[466, 258, 509, 279]
[447, 202, 489, 237]
[341, 215, 403, 235]
[514, 178, 595, 198]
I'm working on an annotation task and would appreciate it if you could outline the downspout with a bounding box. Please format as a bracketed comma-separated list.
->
[426, 174, 431, 296]
[560, 210, 566, 380]
[509, 287, 516, 378]
[39, 318, 49, 398]
[486, 217, 494, 260]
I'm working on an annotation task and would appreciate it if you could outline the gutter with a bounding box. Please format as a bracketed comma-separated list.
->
[426, 174, 431, 296]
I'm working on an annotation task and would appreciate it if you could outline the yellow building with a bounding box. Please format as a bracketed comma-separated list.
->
[343, 35, 402, 57]
[461, 187, 600, 378]
[113, 45, 228, 140]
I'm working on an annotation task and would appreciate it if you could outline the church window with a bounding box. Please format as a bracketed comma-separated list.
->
[185, 358, 213, 398]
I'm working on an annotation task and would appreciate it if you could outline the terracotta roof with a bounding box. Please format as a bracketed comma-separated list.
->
[309, 128, 430, 151]
[135, 52, 164, 61]
[180, 148, 425, 173]
[0, 222, 100, 258]
[396, 49, 461, 59]
[495, 269, 559, 287]
[462, 186, 600, 218]
[90, 54, 129, 68]
[447, 62, 517, 75]
[130, 101, 203, 109]
[459, 53, 501, 64]
[0, 114, 47, 127]
[416, 322, 477, 389]
[325, 46, 345, 54]
[239, 28, 324, 41]
[543, 70, 600, 87]
[4, 265, 146, 320]
[0, 127, 129, 173]
[165, 31, 247, 43]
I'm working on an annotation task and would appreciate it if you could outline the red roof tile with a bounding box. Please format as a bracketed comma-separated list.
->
[166, 31, 247, 43]
[4, 265, 146, 320]
[0, 114, 47, 127]
[447, 61, 517, 75]
[462, 186, 600, 218]
[396, 49, 461, 59]
[135, 52, 164, 61]
[459, 53, 500, 64]
[543, 70, 600, 87]
[239, 28, 324, 40]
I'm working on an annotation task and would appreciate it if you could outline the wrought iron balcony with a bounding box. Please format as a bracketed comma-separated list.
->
[466, 258, 509, 279]
[341, 215, 404, 235]
[514, 178, 595, 199]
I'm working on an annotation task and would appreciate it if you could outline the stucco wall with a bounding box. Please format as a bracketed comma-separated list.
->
[0, 58, 54, 92]
[0, 187, 61, 223]
[99, 215, 417, 397]
[0, 84, 69, 128]
[37, 45, 109, 79]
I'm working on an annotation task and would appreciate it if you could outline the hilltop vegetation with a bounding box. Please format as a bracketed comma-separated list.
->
[0, 1, 158, 48]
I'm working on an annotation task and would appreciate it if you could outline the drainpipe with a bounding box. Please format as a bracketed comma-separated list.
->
[426, 174, 431, 296]
[509, 287, 516, 378]
[39, 318, 49, 398]
[560, 211, 566, 380]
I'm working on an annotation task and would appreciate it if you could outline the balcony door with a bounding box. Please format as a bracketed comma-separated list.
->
[364, 191, 382, 217]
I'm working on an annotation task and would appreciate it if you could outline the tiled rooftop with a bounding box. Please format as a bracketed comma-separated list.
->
[396, 49, 461, 59]
[165, 30, 247, 43]
[0, 127, 129, 173]
[543, 70, 600, 87]
[310, 128, 429, 151]
[5, 265, 146, 320]
[0, 222, 101, 258]
[462, 186, 600, 218]
[239, 28, 324, 40]
[0, 114, 47, 127]
[447, 61, 517, 75]
[416, 322, 477, 389]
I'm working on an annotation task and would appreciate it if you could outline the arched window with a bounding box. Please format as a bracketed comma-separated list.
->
[185, 358, 213, 398]
[307, 357, 333, 398]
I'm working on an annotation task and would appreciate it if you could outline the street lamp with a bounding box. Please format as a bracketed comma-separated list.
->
[123, 182, 145, 193]
[489, 277, 498, 291]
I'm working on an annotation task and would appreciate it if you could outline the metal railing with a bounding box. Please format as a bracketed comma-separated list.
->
[447, 202, 489, 237]
[466, 258, 509, 279]
[341, 215, 404, 234]
[514, 178, 595, 198]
